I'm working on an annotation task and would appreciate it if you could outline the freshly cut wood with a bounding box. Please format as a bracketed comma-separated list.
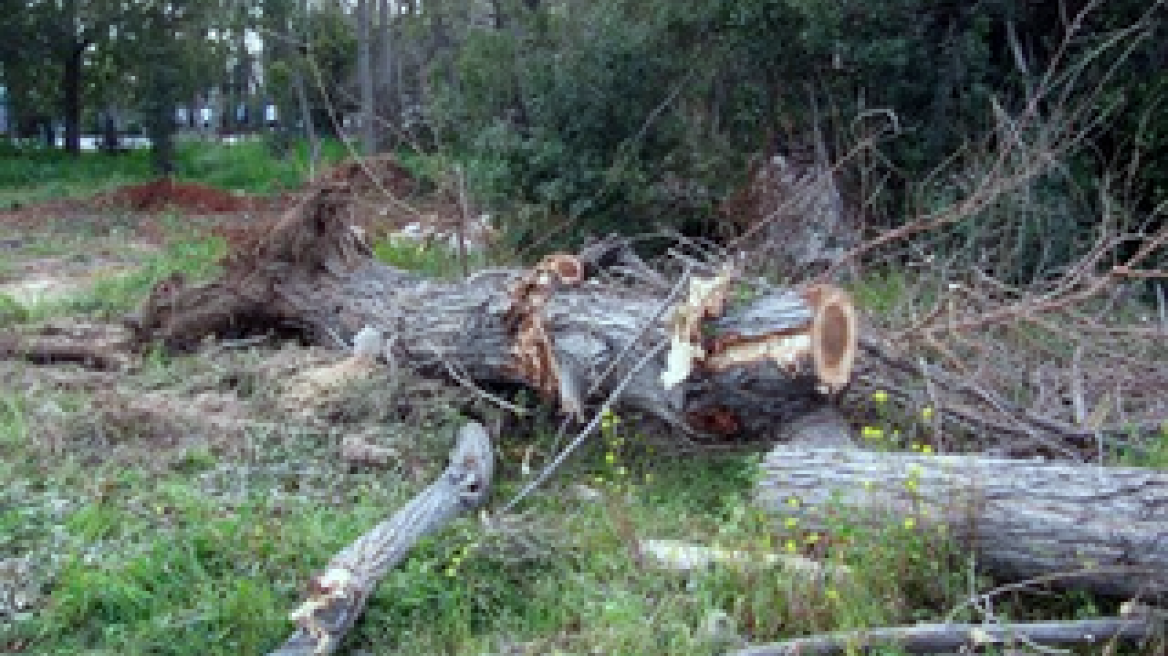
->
[125, 184, 859, 439]
[730, 617, 1162, 655]
[269, 421, 494, 656]
[755, 447, 1168, 599]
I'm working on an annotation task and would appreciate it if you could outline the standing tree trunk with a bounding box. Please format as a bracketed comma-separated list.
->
[292, 0, 320, 175]
[62, 41, 86, 154]
[376, 0, 397, 150]
[357, 0, 376, 155]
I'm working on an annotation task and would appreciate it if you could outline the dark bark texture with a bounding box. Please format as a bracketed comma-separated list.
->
[756, 446, 1168, 600]
[126, 184, 857, 440]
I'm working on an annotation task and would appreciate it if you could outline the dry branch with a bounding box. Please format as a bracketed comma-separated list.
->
[755, 446, 1168, 600]
[269, 421, 493, 656]
[730, 616, 1163, 655]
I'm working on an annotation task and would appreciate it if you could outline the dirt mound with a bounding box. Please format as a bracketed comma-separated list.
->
[319, 154, 419, 198]
[96, 178, 252, 213]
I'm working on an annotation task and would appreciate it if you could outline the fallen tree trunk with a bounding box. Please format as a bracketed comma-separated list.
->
[270, 421, 494, 655]
[730, 616, 1164, 655]
[755, 447, 1168, 600]
[125, 184, 858, 439]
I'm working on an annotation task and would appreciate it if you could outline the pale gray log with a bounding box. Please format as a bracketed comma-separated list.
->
[730, 617, 1161, 655]
[755, 447, 1168, 599]
[269, 422, 493, 656]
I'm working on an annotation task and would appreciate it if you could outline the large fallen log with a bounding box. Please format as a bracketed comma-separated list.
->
[755, 446, 1168, 600]
[125, 184, 858, 440]
[270, 421, 494, 655]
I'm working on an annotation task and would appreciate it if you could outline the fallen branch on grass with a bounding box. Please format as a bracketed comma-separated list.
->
[729, 616, 1163, 655]
[268, 422, 494, 656]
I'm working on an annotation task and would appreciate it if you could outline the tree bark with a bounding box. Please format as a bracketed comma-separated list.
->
[269, 421, 494, 655]
[63, 41, 86, 155]
[125, 184, 858, 441]
[755, 446, 1168, 600]
[730, 617, 1163, 655]
[357, 0, 376, 155]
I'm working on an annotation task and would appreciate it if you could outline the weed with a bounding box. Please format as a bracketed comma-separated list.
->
[372, 237, 487, 279]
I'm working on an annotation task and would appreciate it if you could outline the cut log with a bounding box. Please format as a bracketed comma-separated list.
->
[269, 421, 494, 655]
[754, 447, 1168, 600]
[125, 184, 859, 439]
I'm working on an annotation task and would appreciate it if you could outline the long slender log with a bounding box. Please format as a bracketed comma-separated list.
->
[125, 184, 859, 439]
[269, 422, 494, 656]
[755, 447, 1168, 599]
[730, 617, 1163, 655]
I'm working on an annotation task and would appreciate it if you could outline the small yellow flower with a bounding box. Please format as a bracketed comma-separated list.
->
[921, 406, 934, 421]
[787, 496, 801, 508]
[444, 566, 457, 577]
[911, 442, 921, 451]
[784, 517, 798, 529]
[861, 426, 884, 440]
[643, 473, 653, 483]
[825, 588, 840, 601]
[921, 444, 934, 455]
[785, 539, 798, 553]
[872, 390, 889, 404]
[903, 517, 916, 530]
[905, 478, 918, 493]
[805, 532, 821, 544]
[605, 451, 616, 465]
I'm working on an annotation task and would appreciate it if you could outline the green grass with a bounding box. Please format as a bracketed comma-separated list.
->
[15, 231, 227, 322]
[172, 137, 348, 193]
[0, 137, 348, 209]
[372, 237, 490, 280]
[1, 399, 974, 655]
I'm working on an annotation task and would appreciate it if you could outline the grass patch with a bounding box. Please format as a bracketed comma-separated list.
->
[0, 138, 348, 209]
[372, 237, 489, 279]
[172, 137, 348, 193]
[22, 232, 227, 321]
[0, 147, 153, 209]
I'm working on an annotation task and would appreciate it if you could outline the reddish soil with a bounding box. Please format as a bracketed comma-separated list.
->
[318, 153, 419, 199]
[0, 154, 439, 240]
[94, 178, 283, 214]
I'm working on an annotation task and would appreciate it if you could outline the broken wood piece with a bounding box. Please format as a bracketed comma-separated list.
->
[729, 616, 1163, 655]
[0, 333, 130, 371]
[126, 184, 859, 440]
[269, 421, 494, 656]
[637, 538, 850, 581]
[755, 447, 1168, 600]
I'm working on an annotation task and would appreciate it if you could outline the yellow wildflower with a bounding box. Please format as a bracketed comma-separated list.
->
[805, 532, 821, 544]
[903, 517, 916, 530]
[921, 444, 934, 455]
[784, 517, 798, 529]
[861, 426, 884, 440]
[785, 539, 798, 554]
[825, 588, 840, 602]
[872, 390, 889, 404]
[921, 406, 935, 421]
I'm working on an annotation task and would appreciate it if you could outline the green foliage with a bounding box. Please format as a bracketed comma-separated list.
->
[172, 138, 346, 193]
